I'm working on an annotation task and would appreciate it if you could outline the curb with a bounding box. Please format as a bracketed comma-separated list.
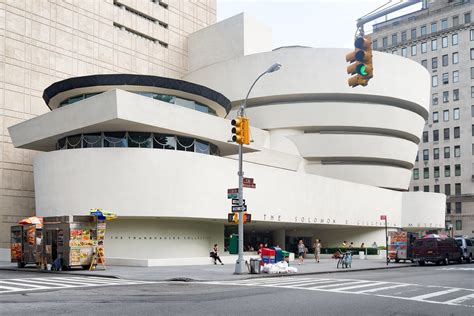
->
[0, 267, 120, 279]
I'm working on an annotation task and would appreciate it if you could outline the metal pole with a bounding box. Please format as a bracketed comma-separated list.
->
[235, 106, 245, 274]
[385, 218, 388, 266]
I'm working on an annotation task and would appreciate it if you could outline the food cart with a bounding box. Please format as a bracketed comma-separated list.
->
[10, 222, 43, 268]
[42, 215, 106, 270]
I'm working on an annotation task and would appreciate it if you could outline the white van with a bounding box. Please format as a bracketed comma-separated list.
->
[455, 237, 474, 263]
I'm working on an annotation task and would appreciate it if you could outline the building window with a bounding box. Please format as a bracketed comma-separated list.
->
[472, 86, 474, 98]
[411, 44, 417, 56]
[452, 52, 458, 64]
[471, 48, 474, 60]
[447, 206, 452, 216]
[444, 146, 450, 158]
[471, 29, 474, 41]
[445, 183, 451, 195]
[465, 12, 471, 24]
[414, 186, 419, 192]
[442, 54, 448, 66]
[432, 93, 438, 105]
[453, 71, 459, 83]
[392, 50, 397, 55]
[421, 42, 427, 53]
[416, 152, 419, 161]
[443, 110, 450, 122]
[442, 36, 448, 48]
[433, 129, 439, 141]
[423, 167, 429, 179]
[441, 18, 448, 30]
[431, 39, 437, 51]
[472, 143, 474, 154]
[453, 16, 459, 27]
[454, 145, 461, 157]
[424, 185, 429, 192]
[432, 57, 438, 69]
[443, 91, 449, 103]
[434, 166, 440, 178]
[442, 72, 449, 84]
[402, 47, 407, 57]
[401, 31, 407, 43]
[373, 39, 378, 50]
[453, 108, 460, 120]
[432, 75, 438, 87]
[423, 131, 428, 143]
[452, 33, 458, 45]
[445, 165, 451, 177]
[392, 33, 398, 45]
[454, 126, 460, 138]
[444, 127, 450, 139]
[455, 183, 461, 195]
[455, 202, 462, 214]
[453, 89, 459, 101]
[423, 149, 429, 160]
[433, 111, 439, 123]
[413, 168, 419, 180]
[431, 22, 437, 33]
[421, 25, 427, 35]
[434, 147, 440, 159]
[455, 220, 462, 230]
[472, 105, 474, 117]
[421, 59, 427, 68]
[411, 28, 416, 39]
[383, 37, 388, 48]
[434, 184, 440, 193]
[455, 164, 461, 176]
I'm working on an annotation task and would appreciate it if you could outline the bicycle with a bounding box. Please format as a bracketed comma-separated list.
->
[336, 250, 352, 269]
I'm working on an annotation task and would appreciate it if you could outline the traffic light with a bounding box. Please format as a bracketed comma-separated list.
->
[231, 116, 250, 145]
[346, 35, 373, 87]
[228, 213, 239, 224]
[243, 212, 251, 224]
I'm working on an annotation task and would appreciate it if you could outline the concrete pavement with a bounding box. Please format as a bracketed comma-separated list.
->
[0, 258, 413, 281]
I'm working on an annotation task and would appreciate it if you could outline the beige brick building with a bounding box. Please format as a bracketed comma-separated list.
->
[0, 0, 216, 259]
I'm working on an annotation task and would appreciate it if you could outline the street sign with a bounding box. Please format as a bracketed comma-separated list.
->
[243, 177, 256, 189]
[228, 194, 238, 199]
[227, 188, 239, 194]
[232, 199, 245, 205]
[380, 215, 387, 220]
[232, 205, 247, 213]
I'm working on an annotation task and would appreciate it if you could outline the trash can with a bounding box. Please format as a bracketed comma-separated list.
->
[261, 248, 276, 264]
[250, 258, 261, 274]
[229, 234, 238, 254]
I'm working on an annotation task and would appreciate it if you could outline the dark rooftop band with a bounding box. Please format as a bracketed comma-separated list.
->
[42, 74, 232, 113]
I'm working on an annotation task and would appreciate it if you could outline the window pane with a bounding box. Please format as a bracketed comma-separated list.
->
[455, 164, 461, 176]
[443, 91, 449, 103]
[452, 33, 458, 45]
[431, 39, 437, 50]
[443, 110, 449, 122]
[423, 167, 429, 179]
[442, 36, 448, 48]
[176, 136, 195, 152]
[453, 70, 459, 83]
[411, 44, 417, 56]
[103, 132, 127, 148]
[454, 145, 461, 157]
[433, 129, 439, 141]
[423, 131, 428, 143]
[445, 184, 451, 195]
[421, 42, 427, 53]
[431, 22, 437, 33]
[444, 127, 450, 139]
[432, 75, 438, 87]
[453, 89, 459, 101]
[434, 148, 439, 159]
[442, 54, 448, 66]
[444, 147, 450, 158]
[433, 111, 439, 122]
[454, 127, 460, 138]
[128, 132, 152, 148]
[441, 19, 448, 30]
[452, 52, 458, 64]
[82, 133, 102, 148]
[453, 108, 460, 120]
[432, 93, 438, 105]
[445, 165, 451, 177]
[153, 134, 176, 150]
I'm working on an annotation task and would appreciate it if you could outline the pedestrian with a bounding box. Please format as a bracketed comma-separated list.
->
[257, 243, 264, 255]
[297, 240, 306, 265]
[313, 239, 321, 263]
[349, 242, 354, 249]
[372, 241, 378, 248]
[210, 243, 224, 265]
[360, 242, 365, 248]
[342, 240, 347, 248]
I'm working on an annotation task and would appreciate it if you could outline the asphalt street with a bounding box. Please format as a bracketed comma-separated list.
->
[0, 266, 473, 315]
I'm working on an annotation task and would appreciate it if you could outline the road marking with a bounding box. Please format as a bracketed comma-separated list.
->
[0, 276, 157, 294]
[437, 267, 474, 271]
[202, 277, 474, 308]
[409, 288, 462, 301]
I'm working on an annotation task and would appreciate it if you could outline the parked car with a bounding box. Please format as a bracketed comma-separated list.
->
[455, 237, 474, 263]
[413, 237, 462, 265]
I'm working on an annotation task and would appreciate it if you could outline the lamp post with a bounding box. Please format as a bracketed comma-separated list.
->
[234, 62, 281, 275]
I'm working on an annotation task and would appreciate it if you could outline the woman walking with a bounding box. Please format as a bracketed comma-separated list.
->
[297, 240, 306, 265]
[314, 239, 321, 263]
[211, 243, 224, 265]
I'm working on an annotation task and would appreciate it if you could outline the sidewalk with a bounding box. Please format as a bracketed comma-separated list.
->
[0, 259, 414, 282]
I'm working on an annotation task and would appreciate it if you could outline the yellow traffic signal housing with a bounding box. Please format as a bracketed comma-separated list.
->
[346, 36, 373, 87]
[231, 116, 250, 145]
[228, 213, 239, 224]
[243, 212, 251, 224]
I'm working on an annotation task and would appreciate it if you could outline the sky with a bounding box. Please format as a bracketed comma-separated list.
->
[217, 0, 423, 49]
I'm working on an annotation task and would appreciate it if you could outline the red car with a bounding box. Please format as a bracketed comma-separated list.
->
[413, 237, 462, 265]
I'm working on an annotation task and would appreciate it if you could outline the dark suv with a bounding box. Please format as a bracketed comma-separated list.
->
[413, 237, 462, 265]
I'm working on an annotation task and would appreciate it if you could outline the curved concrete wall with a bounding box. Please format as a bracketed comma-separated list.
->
[33, 148, 444, 230]
[184, 47, 430, 190]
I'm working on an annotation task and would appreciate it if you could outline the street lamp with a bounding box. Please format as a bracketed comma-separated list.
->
[234, 62, 281, 275]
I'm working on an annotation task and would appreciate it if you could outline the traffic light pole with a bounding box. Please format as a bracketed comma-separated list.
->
[233, 63, 281, 275]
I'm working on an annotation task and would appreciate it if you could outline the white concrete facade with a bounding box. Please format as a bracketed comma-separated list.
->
[6, 13, 446, 264]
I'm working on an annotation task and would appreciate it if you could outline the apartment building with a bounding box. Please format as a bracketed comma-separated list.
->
[371, 0, 474, 236]
[0, 0, 216, 260]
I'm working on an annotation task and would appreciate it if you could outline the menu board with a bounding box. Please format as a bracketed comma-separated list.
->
[11, 243, 21, 260]
[69, 227, 97, 247]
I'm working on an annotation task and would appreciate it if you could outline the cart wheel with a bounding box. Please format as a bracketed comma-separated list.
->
[17, 262, 25, 268]
[395, 259, 400, 263]
[82, 265, 90, 270]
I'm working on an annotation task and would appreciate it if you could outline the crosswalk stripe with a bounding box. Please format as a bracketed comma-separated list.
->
[443, 293, 474, 305]
[330, 281, 388, 292]
[0, 280, 51, 289]
[356, 283, 411, 293]
[307, 280, 371, 290]
[7, 279, 77, 288]
[0, 284, 20, 291]
[239, 277, 316, 285]
[410, 288, 462, 301]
